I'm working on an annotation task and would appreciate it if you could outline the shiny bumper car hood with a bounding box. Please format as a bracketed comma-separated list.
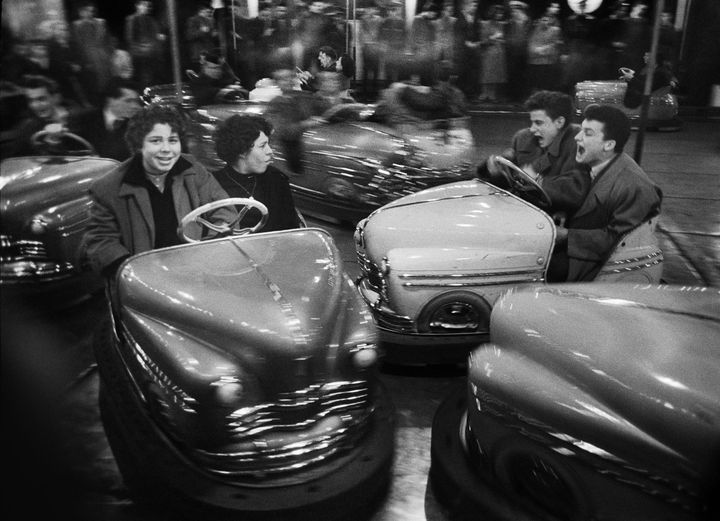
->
[475, 283, 720, 473]
[0, 156, 118, 227]
[359, 180, 555, 272]
[117, 229, 374, 390]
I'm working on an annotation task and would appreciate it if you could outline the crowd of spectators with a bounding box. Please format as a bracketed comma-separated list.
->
[1, 0, 682, 158]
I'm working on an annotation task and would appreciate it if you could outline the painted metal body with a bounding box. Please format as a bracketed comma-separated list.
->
[0, 156, 117, 299]
[96, 228, 394, 519]
[431, 283, 720, 521]
[354, 179, 663, 352]
[574, 80, 681, 130]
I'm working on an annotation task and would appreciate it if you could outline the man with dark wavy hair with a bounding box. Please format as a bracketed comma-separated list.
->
[549, 103, 662, 281]
[478, 90, 591, 217]
[84, 104, 232, 278]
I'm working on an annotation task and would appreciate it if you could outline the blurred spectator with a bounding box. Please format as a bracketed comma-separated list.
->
[187, 51, 244, 105]
[561, 12, 604, 92]
[456, 0, 481, 99]
[91, 78, 142, 161]
[71, 1, 114, 105]
[42, 19, 89, 106]
[527, 13, 564, 93]
[297, 1, 335, 73]
[505, 1, 531, 102]
[409, 1, 438, 86]
[231, 2, 264, 91]
[359, 6, 383, 101]
[125, 0, 165, 89]
[433, 2, 458, 73]
[606, 1, 631, 74]
[379, 2, 409, 85]
[658, 11, 681, 68]
[185, 3, 216, 69]
[315, 70, 356, 106]
[261, 3, 293, 72]
[265, 68, 327, 174]
[398, 61, 468, 120]
[478, 3, 508, 102]
[618, 2, 651, 74]
[111, 48, 135, 81]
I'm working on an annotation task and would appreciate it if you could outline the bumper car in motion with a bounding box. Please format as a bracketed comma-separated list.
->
[94, 208, 395, 520]
[574, 80, 681, 131]
[430, 283, 720, 521]
[1, 156, 118, 303]
[354, 169, 663, 363]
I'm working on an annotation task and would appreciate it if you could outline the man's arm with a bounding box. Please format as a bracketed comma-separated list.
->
[567, 178, 661, 263]
[537, 152, 591, 216]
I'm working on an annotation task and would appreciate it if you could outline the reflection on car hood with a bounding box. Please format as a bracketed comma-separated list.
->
[118, 228, 374, 387]
[0, 156, 118, 226]
[360, 179, 554, 272]
[479, 283, 720, 473]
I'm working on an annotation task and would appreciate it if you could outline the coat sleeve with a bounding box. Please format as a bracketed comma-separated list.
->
[567, 176, 660, 262]
[83, 183, 132, 276]
[539, 152, 591, 215]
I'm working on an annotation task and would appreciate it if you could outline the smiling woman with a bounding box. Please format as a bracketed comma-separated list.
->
[82, 104, 235, 279]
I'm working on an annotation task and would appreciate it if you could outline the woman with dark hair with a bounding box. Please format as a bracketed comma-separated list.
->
[213, 114, 302, 232]
[83, 104, 233, 278]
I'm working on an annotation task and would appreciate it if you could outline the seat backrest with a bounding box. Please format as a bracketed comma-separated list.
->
[595, 217, 664, 283]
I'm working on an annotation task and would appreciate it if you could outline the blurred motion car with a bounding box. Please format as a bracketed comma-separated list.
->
[142, 83, 476, 223]
[354, 167, 663, 362]
[94, 201, 394, 520]
[1, 155, 118, 303]
[574, 80, 681, 131]
[430, 283, 720, 521]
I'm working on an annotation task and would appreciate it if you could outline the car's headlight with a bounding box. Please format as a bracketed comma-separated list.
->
[212, 376, 246, 407]
[350, 343, 378, 369]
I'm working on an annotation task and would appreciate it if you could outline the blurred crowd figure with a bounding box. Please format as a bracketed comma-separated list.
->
[1, 0, 683, 158]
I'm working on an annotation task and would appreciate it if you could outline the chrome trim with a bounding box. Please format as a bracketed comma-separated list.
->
[599, 251, 664, 273]
[469, 384, 705, 515]
[399, 269, 545, 288]
[119, 322, 373, 477]
[0, 234, 76, 283]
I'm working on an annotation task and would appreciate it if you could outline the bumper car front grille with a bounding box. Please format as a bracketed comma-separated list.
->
[195, 380, 374, 476]
[0, 234, 75, 283]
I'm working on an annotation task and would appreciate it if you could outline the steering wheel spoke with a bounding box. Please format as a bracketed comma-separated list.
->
[180, 197, 269, 243]
[491, 156, 552, 209]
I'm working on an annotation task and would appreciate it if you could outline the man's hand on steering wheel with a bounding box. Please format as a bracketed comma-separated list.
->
[489, 156, 553, 209]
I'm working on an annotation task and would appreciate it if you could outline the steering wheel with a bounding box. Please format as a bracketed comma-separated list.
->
[491, 156, 552, 209]
[180, 197, 269, 243]
[30, 128, 97, 156]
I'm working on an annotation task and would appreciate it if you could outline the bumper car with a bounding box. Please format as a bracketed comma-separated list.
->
[94, 199, 395, 520]
[430, 283, 720, 521]
[574, 80, 681, 131]
[354, 160, 663, 363]
[1, 155, 118, 304]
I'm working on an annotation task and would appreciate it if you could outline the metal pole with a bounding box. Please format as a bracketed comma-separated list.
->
[634, 0, 664, 165]
[166, 0, 183, 101]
